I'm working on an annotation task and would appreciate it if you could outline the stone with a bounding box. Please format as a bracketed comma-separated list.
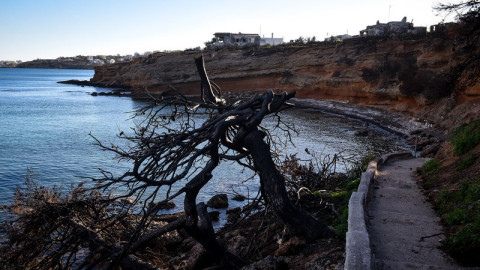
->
[274, 236, 306, 257]
[417, 137, 432, 146]
[120, 198, 134, 205]
[409, 129, 423, 135]
[226, 207, 241, 214]
[184, 243, 207, 269]
[227, 207, 242, 223]
[209, 211, 220, 222]
[354, 130, 369, 137]
[207, 194, 228, 209]
[241, 255, 286, 270]
[232, 194, 246, 201]
[156, 201, 176, 210]
[420, 143, 440, 157]
[355, 130, 369, 137]
[225, 234, 248, 255]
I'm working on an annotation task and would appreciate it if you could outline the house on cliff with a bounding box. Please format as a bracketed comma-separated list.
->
[260, 34, 284, 46]
[360, 17, 427, 37]
[208, 32, 284, 47]
[211, 32, 261, 47]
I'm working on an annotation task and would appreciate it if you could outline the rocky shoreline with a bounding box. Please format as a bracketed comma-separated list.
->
[60, 76, 445, 158]
[58, 79, 131, 90]
[290, 98, 446, 157]
[60, 77, 436, 138]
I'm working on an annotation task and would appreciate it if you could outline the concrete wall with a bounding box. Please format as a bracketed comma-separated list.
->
[344, 151, 413, 270]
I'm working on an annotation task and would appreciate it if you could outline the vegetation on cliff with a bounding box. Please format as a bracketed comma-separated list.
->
[419, 119, 480, 266]
[88, 19, 477, 130]
[416, 2, 480, 266]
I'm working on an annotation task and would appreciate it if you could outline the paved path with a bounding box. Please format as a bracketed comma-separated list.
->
[367, 158, 475, 269]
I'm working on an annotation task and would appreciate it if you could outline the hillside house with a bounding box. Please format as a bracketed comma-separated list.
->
[360, 17, 426, 37]
[212, 32, 261, 47]
[260, 33, 284, 46]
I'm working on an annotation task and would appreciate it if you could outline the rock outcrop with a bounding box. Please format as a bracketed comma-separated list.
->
[207, 194, 229, 209]
[90, 24, 480, 129]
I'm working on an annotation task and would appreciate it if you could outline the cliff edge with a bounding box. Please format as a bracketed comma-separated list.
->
[90, 24, 480, 130]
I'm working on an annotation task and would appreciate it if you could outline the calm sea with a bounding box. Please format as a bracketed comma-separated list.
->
[0, 68, 409, 217]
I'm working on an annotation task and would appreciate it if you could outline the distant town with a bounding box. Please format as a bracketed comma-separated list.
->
[1, 17, 448, 69]
[0, 51, 160, 69]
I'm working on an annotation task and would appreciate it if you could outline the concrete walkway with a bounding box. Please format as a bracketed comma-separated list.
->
[367, 158, 473, 269]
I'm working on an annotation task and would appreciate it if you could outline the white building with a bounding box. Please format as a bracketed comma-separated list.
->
[360, 17, 427, 37]
[260, 34, 284, 46]
[211, 32, 261, 47]
[325, 34, 353, 42]
[93, 59, 105, 65]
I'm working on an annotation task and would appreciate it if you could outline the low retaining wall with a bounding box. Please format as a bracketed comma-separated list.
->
[344, 151, 413, 270]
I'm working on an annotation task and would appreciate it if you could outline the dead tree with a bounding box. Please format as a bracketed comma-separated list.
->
[435, 1, 480, 89]
[1, 55, 332, 269]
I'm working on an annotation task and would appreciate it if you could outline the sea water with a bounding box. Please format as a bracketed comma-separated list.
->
[0, 68, 409, 220]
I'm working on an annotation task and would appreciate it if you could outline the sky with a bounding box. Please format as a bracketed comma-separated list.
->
[0, 0, 459, 61]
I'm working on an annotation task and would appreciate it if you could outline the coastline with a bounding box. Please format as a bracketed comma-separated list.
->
[60, 78, 430, 136]
[58, 78, 443, 156]
[290, 98, 428, 137]
[290, 98, 447, 157]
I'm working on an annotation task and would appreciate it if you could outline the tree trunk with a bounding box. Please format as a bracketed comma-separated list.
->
[194, 55, 225, 105]
[242, 129, 333, 240]
[182, 153, 246, 269]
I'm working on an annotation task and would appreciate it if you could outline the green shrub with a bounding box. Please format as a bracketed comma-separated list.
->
[291, 152, 372, 240]
[449, 119, 480, 156]
[331, 155, 375, 239]
[330, 178, 362, 239]
[345, 179, 360, 191]
[446, 220, 480, 265]
[421, 159, 442, 178]
[330, 189, 356, 239]
[457, 153, 477, 171]
[445, 207, 470, 226]
[434, 179, 480, 265]
[333, 208, 349, 238]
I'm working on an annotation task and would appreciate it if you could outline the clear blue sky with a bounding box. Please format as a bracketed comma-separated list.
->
[0, 0, 458, 61]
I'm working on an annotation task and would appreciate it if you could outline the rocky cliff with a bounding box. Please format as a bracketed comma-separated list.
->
[90, 25, 480, 129]
[17, 58, 95, 69]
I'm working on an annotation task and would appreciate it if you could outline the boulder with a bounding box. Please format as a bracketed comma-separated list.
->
[209, 211, 220, 222]
[227, 207, 242, 223]
[354, 130, 369, 137]
[207, 194, 228, 208]
[232, 194, 246, 201]
[241, 255, 288, 270]
[156, 201, 176, 210]
[274, 236, 306, 257]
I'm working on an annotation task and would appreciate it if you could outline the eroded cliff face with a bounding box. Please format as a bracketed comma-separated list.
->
[91, 27, 480, 128]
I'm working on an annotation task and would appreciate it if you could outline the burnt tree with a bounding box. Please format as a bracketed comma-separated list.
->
[1, 55, 332, 270]
[435, 1, 480, 89]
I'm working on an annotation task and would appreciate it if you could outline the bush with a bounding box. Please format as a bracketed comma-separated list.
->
[326, 154, 374, 239]
[457, 153, 478, 170]
[420, 159, 442, 178]
[281, 152, 374, 239]
[435, 179, 480, 265]
[449, 119, 480, 156]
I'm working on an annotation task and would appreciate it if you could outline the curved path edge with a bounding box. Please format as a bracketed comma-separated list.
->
[344, 151, 413, 270]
